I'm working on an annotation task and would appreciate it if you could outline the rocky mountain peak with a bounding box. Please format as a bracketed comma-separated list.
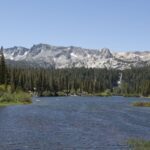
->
[100, 48, 113, 58]
[2, 44, 150, 70]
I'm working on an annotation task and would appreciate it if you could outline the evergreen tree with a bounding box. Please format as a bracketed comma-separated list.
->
[0, 46, 7, 84]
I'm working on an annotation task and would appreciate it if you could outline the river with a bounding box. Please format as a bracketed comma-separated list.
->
[0, 96, 150, 150]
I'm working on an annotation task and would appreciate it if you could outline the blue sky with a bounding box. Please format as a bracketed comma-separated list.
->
[0, 0, 150, 51]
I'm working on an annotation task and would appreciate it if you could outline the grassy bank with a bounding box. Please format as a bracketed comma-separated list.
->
[0, 101, 31, 107]
[37, 89, 113, 97]
[95, 92, 112, 97]
[132, 102, 150, 107]
[128, 139, 150, 150]
[0, 85, 32, 106]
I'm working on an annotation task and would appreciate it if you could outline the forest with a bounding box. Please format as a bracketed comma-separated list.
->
[1, 47, 150, 97]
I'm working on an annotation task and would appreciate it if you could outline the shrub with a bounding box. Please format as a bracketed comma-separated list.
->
[132, 102, 150, 107]
[128, 139, 150, 150]
[0, 89, 32, 104]
[0, 93, 15, 102]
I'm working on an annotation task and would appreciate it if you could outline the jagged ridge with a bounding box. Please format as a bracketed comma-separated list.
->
[3, 44, 150, 70]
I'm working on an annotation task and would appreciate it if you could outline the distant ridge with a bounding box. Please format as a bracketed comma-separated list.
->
[3, 43, 150, 70]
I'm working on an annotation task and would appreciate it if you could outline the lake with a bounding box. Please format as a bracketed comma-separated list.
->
[0, 96, 150, 150]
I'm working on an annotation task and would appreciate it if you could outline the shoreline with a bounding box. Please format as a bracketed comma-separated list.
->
[0, 101, 32, 107]
[35, 94, 150, 98]
[1, 94, 150, 107]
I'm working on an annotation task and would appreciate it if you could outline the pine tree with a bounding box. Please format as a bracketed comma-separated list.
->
[0, 46, 7, 84]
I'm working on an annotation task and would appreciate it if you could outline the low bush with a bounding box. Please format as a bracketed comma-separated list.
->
[132, 102, 150, 107]
[0, 85, 32, 105]
[128, 139, 150, 150]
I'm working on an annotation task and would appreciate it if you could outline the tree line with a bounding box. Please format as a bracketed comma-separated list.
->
[121, 67, 150, 97]
[1, 46, 150, 97]
[7, 67, 119, 96]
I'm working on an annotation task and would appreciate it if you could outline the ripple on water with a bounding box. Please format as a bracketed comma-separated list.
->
[0, 96, 150, 149]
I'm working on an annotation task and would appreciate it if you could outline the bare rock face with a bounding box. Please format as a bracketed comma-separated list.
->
[100, 48, 113, 59]
[3, 44, 150, 70]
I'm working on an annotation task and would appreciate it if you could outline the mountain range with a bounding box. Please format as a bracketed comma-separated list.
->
[3, 44, 150, 70]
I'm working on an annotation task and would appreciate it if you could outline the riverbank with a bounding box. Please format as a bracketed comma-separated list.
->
[35, 88, 150, 98]
[36, 90, 113, 97]
[36, 91, 150, 98]
[0, 101, 32, 107]
[0, 93, 32, 106]
[0, 85, 32, 106]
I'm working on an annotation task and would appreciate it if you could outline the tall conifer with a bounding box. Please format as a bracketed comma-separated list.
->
[0, 46, 6, 84]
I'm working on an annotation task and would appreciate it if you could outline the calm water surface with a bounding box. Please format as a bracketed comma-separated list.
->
[0, 96, 150, 150]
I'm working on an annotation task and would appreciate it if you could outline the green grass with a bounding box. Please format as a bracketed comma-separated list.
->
[0, 92, 32, 106]
[132, 102, 150, 107]
[96, 92, 112, 97]
[128, 139, 150, 150]
[123, 93, 140, 97]
[0, 84, 32, 106]
[0, 101, 31, 107]
[95, 89, 112, 97]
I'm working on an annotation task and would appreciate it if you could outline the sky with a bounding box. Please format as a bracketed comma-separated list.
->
[0, 0, 150, 51]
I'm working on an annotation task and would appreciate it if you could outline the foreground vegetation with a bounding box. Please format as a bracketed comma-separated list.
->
[0, 85, 32, 106]
[128, 139, 150, 150]
[132, 102, 150, 107]
[0, 47, 32, 105]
